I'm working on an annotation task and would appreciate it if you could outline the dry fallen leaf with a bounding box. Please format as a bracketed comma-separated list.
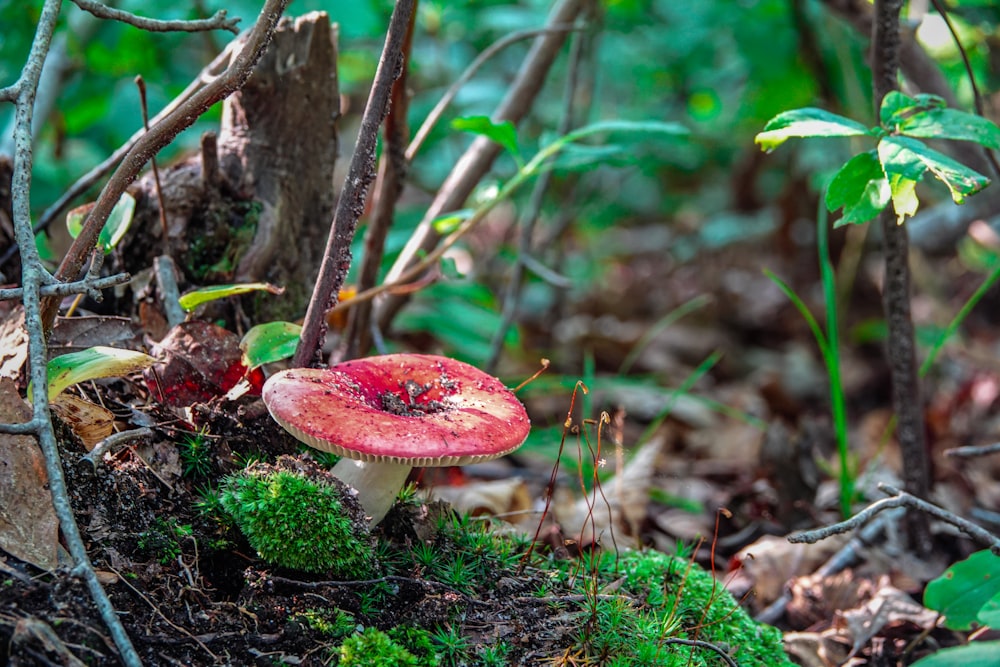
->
[50, 393, 115, 451]
[555, 433, 668, 548]
[429, 478, 531, 519]
[0, 306, 27, 381]
[0, 378, 58, 570]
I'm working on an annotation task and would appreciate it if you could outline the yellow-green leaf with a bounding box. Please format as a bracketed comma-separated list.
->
[44, 346, 155, 401]
[178, 283, 285, 312]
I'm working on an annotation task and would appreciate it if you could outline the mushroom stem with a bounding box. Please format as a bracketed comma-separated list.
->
[330, 459, 412, 525]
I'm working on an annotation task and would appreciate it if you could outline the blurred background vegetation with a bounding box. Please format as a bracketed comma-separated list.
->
[2, 0, 998, 416]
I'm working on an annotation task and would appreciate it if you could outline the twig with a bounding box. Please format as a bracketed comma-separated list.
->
[70, 0, 240, 34]
[375, 0, 587, 332]
[872, 0, 933, 555]
[82, 427, 155, 467]
[405, 24, 579, 162]
[134, 76, 170, 249]
[292, 0, 417, 368]
[658, 638, 739, 667]
[926, 0, 1000, 179]
[756, 510, 899, 625]
[0, 272, 130, 301]
[789, 484, 1000, 555]
[5, 0, 144, 662]
[945, 442, 1000, 458]
[40, 0, 291, 333]
[341, 3, 418, 360]
[268, 574, 484, 605]
[485, 14, 590, 373]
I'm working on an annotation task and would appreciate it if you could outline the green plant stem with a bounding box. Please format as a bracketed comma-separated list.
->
[817, 198, 854, 518]
[920, 261, 1000, 376]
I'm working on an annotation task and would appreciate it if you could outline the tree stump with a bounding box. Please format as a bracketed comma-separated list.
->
[116, 12, 339, 327]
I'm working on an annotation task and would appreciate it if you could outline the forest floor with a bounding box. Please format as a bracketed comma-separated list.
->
[1, 218, 999, 666]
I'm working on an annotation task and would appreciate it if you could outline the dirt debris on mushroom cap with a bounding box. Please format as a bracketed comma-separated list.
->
[262, 353, 531, 466]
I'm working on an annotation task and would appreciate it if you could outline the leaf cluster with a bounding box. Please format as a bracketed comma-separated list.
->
[756, 92, 1000, 225]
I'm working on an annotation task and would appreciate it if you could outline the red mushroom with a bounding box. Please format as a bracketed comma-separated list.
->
[262, 354, 531, 525]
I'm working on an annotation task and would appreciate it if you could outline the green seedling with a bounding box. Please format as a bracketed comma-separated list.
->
[291, 608, 357, 641]
[219, 459, 377, 578]
[66, 192, 136, 254]
[757, 92, 1000, 226]
[178, 429, 213, 478]
[240, 321, 301, 369]
[39, 346, 155, 402]
[766, 195, 854, 518]
[177, 282, 284, 312]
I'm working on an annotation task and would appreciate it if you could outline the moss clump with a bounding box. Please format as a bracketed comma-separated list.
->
[584, 549, 793, 666]
[337, 627, 437, 667]
[219, 456, 376, 577]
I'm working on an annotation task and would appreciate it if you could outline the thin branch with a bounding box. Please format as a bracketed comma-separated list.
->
[0, 419, 45, 434]
[341, 2, 418, 360]
[292, 0, 417, 368]
[486, 14, 590, 372]
[872, 0, 933, 555]
[789, 484, 1000, 555]
[0, 271, 130, 301]
[40, 0, 292, 333]
[70, 0, 240, 34]
[7, 0, 143, 661]
[406, 24, 579, 162]
[756, 511, 899, 625]
[659, 638, 739, 667]
[945, 442, 1000, 458]
[926, 0, 1000, 178]
[375, 0, 587, 332]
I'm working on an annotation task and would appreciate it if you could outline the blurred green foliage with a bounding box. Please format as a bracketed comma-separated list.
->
[3, 0, 998, 369]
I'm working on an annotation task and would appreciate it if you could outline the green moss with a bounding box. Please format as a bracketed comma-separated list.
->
[337, 627, 436, 667]
[573, 549, 793, 666]
[219, 457, 376, 577]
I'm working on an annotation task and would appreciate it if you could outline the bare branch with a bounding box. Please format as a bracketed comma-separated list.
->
[789, 484, 1000, 556]
[945, 442, 1000, 458]
[375, 0, 587, 331]
[41, 0, 292, 332]
[70, 0, 240, 34]
[293, 0, 417, 368]
[406, 24, 579, 162]
[0, 271, 130, 301]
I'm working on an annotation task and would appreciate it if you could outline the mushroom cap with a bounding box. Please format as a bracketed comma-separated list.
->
[263, 354, 530, 466]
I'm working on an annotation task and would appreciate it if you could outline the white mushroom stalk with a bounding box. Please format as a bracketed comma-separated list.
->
[262, 354, 531, 525]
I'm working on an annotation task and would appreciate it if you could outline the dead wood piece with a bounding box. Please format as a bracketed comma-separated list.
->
[218, 11, 339, 319]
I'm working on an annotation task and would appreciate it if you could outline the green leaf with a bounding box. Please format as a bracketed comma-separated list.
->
[900, 108, 1000, 150]
[560, 120, 689, 144]
[451, 116, 522, 164]
[910, 641, 1000, 667]
[879, 135, 991, 207]
[66, 192, 136, 254]
[431, 209, 474, 234]
[43, 346, 155, 401]
[755, 108, 870, 152]
[825, 151, 890, 226]
[977, 591, 1000, 627]
[880, 91, 945, 128]
[924, 550, 1000, 630]
[240, 322, 301, 369]
[178, 282, 285, 312]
